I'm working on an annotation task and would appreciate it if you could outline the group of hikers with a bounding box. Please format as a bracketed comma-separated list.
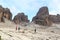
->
[15, 25, 36, 33]
[16, 25, 20, 31]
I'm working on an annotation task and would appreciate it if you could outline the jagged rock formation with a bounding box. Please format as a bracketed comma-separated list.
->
[0, 5, 12, 22]
[0, 5, 60, 25]
[32, 6, 52, 26]
[37, 6, 49, 16]
[3, 8, 12, 20]
[49, 14, 60, 23]
[13, 13, 29, 24]
[0, 6, 4, 22]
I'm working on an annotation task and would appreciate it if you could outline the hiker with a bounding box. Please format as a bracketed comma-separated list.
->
[34, 28, 36, 33]
[16, 25, 18, 30]
[18, 26, 20, 30]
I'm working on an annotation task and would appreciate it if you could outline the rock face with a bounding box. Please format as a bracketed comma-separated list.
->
[49, 14, 60, 23]
[0, 6, 4, 22]
[13, 13, 29, 24]
[32, 6, 52, 26]
[3, 8, 12, 20]
[37, 6, 49, 16]
[0, 5, 12, 22]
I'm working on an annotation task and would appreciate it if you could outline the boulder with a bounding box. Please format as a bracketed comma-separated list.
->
[13, 13, 29, 24]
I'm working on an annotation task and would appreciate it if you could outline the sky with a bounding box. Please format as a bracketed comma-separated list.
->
[0, 0, 60, 21]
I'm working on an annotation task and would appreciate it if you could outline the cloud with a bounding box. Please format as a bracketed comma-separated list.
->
[48, 0, 60, 15]
[7, 6, 21, 19]
[49, 11, 58, 15]
[46, 0, 60, 15]
[9, 6, 20, 18]
[10, 0, 44, 20]
[0, 0, 60, 21]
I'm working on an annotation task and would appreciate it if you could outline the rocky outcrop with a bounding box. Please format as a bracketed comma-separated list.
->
[37, 6, 49, 16]
[0, 5, 12, 22]
[13, 13, 29, 24]
[49, 14, 60, 23]
[0, 6, 4, 22]
[32, 6, 52, 26]
[3, 8, 12, 20]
